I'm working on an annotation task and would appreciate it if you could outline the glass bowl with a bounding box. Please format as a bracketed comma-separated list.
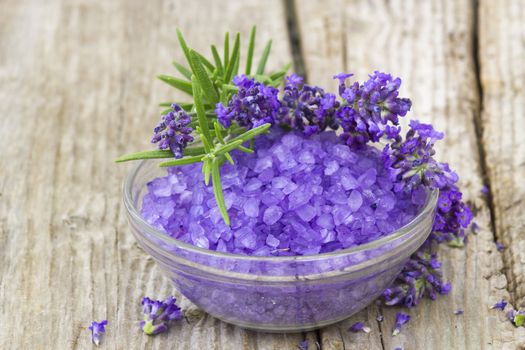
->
[123, 160, 438, 332]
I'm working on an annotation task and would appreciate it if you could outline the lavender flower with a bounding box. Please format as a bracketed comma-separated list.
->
[454, 309, 464, 315]
[392, 312, 411, 336]
[151, 103, 194, 158]
[382, 242, 451, 307]
[298, 340, 309, 350]
[507, 309, 525, 327]
[348, 322, 371, 333]
[279, 74, 340, 136]
[376, 315, 384, 322]
[471, 222, 480, 234]
[216, 75, 281, 129]
[490, 299, 507, 310]
[382, 120, 473, 244]
[88, 320, 107, 346]
[334, 71, 411, 148]
[140, 296, 182, 335]
[495, 242, 504, 252]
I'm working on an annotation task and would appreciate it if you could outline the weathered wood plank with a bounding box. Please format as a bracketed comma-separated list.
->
[479, 0, 525, 310]
[296, 0, 525, 349]
[0, 0, 306, 348]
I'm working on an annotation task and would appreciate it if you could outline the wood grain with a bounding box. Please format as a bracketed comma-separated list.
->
[0, 0, 302, 348]
[479, 0, 525, 310]
[296, 0, 525, 349]
[1, 0, 525, 349]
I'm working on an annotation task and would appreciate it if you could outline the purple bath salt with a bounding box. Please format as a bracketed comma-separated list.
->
[141, 129, 425, 256]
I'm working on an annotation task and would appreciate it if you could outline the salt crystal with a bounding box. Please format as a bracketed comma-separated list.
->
[279, 157, 298, 171]
[316, 213, 334, 229]
[298, 150, 315, 164]
[332, 144, 357, 163]
[258, 168, 274, 182]
[266, 234, 280, 247]
[263, 206, 283, 225]
[296, 205, 316, 222]
[288, 186, 313, 209]
[358, 168, 377, 188]
[152, 178, 172, 197]
[282, 181, 298, 195]
[324, 160, 340, 176]
[332, 205, 351, 225]
[235, 230, 257, 250]
[340, 173, 359, 190]
[281, 133, 302, 148]
[272, 176, 290, 189]
[254, 156, 273, 173]
[245, 178, 263, 192]
[141, 130, 423, 257]
[189, 205, 204, 218]
[243, 198, 260, 218]
[348, 190, 363, 212]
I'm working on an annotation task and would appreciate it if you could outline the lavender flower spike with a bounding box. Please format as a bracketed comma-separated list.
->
[151, 103, 194, 158]
[490, 299, 507, 310]
[215, 75, 281, 130]
[349, 322, 371, 333]
[298, 340, 309, 350]
[392, 312, 411, 336]
[141, 296, 182, 335]
[507, 309, 525, 327]
[88, 320, 108, 346]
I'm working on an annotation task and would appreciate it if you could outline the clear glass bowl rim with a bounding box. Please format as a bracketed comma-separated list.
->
[123, 160, 439, 262]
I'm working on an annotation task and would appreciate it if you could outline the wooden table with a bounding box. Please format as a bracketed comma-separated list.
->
[1, 0, 524, 348]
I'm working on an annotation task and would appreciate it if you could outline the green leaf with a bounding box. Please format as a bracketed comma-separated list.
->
[269, 63, 291, 82]
[224, 32, 230, 69]
[189, 50, 219, 104]
[172, 61, 192, 80]
[211, 45, 224, 76]
[256, 40, 272, 75]
[245, 26, 256, 75]
[215, 139, 243, 155]
[203, 158, 211, 185]
[176, 28, 192, 67]
[211, 158, 230, 225]
[158, 75, 193, 95]
[253, 74, 273, 84]
[160, 102, 194, 111]
[515, 313, 525, 327]
[447, 237, 465, 248]
[179, 102, 194, 111]
[224, 33, 240, 83]
[221, 84, 239, 92]
[224, 152, 234, 165]
[232, 54, 240, 77]
[159, 155, 205, 167]
[184, 146, 206, 156]
[230, 123, 271, 143]
[194, 51, 215, 72]
[192, 76, 214, 146]
[236, 145, 254, 154]
[213, 121, 226, 143]
[115, 150, 173, 163]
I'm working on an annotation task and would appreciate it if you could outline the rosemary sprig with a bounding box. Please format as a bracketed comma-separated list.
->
[116, 26, 288, 225]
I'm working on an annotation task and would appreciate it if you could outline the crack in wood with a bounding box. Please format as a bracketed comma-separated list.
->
[471, 0, 516, 305]
[376, 306, 386, 350]
[283, 0, 307, 81]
